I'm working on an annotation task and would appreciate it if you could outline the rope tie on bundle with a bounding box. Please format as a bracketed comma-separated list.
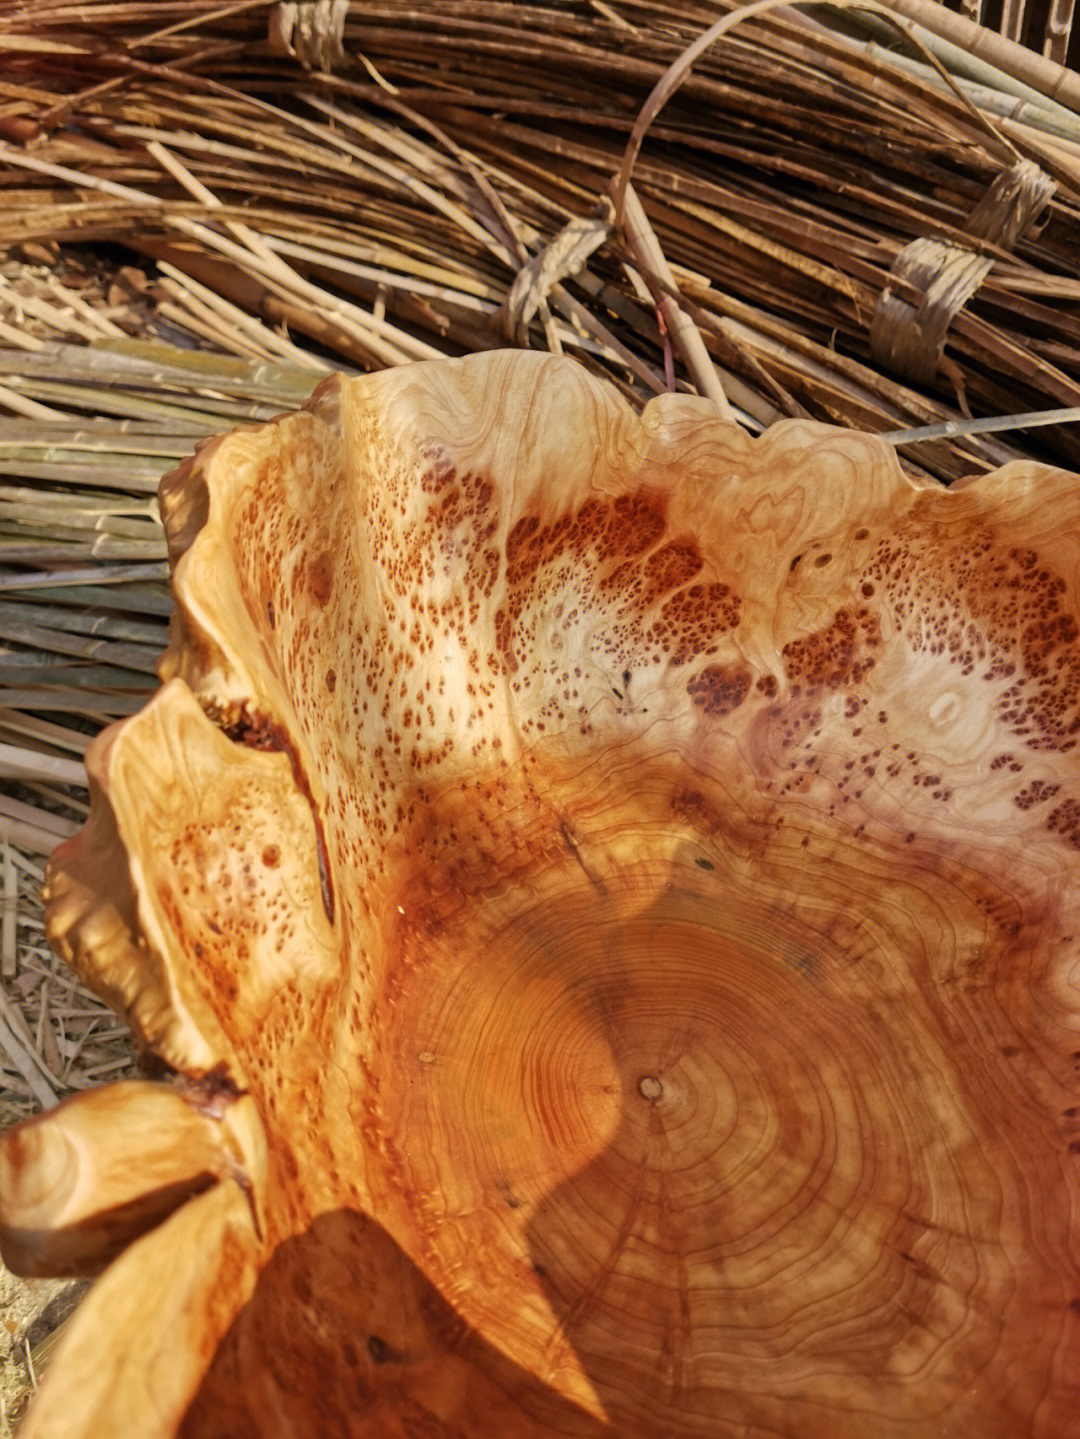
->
[870, 159, 1056, 385]
[267, 0, 348, 73]
[498, 204, 614, 347]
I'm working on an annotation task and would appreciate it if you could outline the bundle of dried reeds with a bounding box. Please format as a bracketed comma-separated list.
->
[2, 0, 1080, 480]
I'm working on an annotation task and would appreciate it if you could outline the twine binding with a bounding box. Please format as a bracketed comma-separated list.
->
[267, 0, 348, 73]
[870, 159, 1055, 385]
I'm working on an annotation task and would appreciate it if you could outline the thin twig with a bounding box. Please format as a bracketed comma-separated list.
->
[880, 405, 1080, 444]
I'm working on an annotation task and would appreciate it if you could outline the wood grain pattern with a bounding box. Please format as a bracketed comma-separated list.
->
[6, 352, 1080, 1435]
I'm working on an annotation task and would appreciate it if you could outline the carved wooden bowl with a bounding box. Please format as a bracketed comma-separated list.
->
[2, 353, 1079, 1437]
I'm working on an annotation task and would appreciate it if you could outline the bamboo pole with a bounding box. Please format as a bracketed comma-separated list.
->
[871, 0, 1080, 110]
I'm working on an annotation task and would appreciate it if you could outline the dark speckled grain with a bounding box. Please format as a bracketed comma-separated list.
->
[32, 353, 1080, 1439]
